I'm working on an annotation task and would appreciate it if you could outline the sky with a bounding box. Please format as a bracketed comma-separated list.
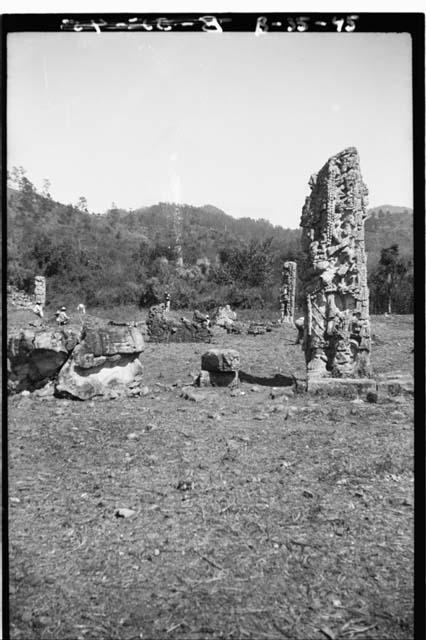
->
[8, 31, 412, 228]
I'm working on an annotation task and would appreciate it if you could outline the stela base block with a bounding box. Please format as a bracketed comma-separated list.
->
[306, 377, 377, 398]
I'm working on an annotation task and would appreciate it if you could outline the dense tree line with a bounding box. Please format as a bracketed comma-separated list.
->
[7, 168, 413, 314]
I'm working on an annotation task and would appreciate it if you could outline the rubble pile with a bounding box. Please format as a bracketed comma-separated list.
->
[146, 304, 212, 343]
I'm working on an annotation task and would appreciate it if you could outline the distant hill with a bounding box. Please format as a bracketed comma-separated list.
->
[6, 179, 413, 311]
[365, 205, 413, 267]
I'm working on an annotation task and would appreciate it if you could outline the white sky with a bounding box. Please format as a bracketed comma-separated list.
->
[8, 31, 412, 228]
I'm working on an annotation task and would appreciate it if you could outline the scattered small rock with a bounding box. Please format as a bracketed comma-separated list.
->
[366, 391, 378, 403]
[254, 413, 269, 421]
[145, 423, 157, 432]
[21, 390, 31, 397]
[270, 387, 293, 399]
[126, 432, 139, 440]
[140, 386, 150, 396]
[250, 385, 261, 393]
[272, 403, 287, 413]
[350, 398, 364, 404]
[176, 480, 194, 492]
[180, 387, 206, 402]
[302, 490, 314, 498]
[115, 508, 136, 518]
[230, 389, 245, 397]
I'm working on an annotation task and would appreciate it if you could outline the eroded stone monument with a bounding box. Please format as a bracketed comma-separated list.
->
[300, 147, 372, 391]
[280, 261, 297, 323]
[34, 276, 46, 308]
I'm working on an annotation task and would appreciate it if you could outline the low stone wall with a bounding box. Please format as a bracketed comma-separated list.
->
[7, 285, 35, 310]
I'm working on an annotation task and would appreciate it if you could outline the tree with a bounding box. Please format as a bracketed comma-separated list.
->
[368, 244, 412, 314]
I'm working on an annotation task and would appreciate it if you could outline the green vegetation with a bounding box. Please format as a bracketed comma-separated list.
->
[7, 168, 413, 313]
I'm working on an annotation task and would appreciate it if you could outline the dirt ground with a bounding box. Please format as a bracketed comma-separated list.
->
[8, 314, 414, 640]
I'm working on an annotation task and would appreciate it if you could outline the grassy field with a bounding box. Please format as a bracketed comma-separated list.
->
[8, 314, 414, 639]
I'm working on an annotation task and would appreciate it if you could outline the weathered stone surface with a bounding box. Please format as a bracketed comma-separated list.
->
[228, 320, 244, 334]
[180, 386, 207, 402]
[56, 323, 145, 400]
[146, 304, 212, 343]
[7, 328, 80, 392]
[247, 323, 266, 335]
[201, 349, 240, 372]
[376, 373, 414, 397]
[280, 261, 297, 323]
[34, 275, 46, 307]
[197, 370, 239, 388]
[300, 147, 371, 380]
[7, 285, 35, 310]
[81, 323, 144, 356]
[56, 354, 144, 400]
[306, 377, 376, 398]
[211, 305, 237, 328]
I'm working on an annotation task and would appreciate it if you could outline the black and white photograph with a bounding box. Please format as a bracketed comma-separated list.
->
[3, 8, 423, 640]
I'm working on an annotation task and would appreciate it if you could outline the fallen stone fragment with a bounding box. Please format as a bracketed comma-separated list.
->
[176, 480, 194, 491]
[271, 403, 287, 413]
[366, 391, 378, 403]
[115, 508, 136, 518]
[8, 327, 79, 393]
[197, 370, 238, 388]
[147, 304, 212, 343]
[180, 386, 206, 402]
[207, 412, 221, 421]
[56, 322, 145, 400]
[197, 348, 240, 388]
[211, 305, 237, 328]
[33, 381, 55, 398]
[376, 373, 414, 398]
[201, 349, 240, 372]
[126, 432, 139, 440]
[269, 387, 293, 399]
[247, 323, 266, 335]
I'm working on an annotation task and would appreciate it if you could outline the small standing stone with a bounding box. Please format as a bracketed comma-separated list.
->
[197, 349, 240, 387]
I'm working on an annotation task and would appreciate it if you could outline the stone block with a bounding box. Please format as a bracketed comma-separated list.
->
[307, 377, 377, 398]
[197, 369, 238, 388]
[201, 349, 240, 372]
[377, 374, 414, 397]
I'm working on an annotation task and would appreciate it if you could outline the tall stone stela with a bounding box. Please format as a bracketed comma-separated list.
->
[281, 261, 297, 323]
[34, 276, 46, 308]
[300, 147, 371, 380]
